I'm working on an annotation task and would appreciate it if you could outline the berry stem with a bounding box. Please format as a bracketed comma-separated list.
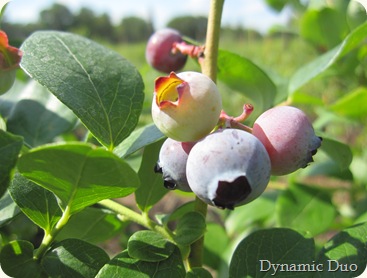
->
[188, 0, 225, 270]
[218, 104, 254, 133]
[172, 41, 204, 58]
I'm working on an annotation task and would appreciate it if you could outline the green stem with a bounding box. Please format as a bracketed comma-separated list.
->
[98, 199, 174, 241]
[188, 0, 225, 269]
[201, 0, 225, 81]
[187, 197, 208, 268]
[33, 205, 72, 260]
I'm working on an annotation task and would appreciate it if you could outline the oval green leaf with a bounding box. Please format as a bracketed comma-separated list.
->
[320, 136, 353, 171]
[0, 190, 20, 227]
[56, 206, 126, 244]
[17, 142, 139, 214]
[3, 80, 77, 147]
[289, 21, 367, 94]
[114, 123, 165, 159]
[127, 230, 176, 262]
[174, 211, 206, 246]
[315, 222, 367, 277]
[0, 240, 44, 278]
[20, 31, 144, 149]
[136, 139, 168, 212]
[229, 228, 315, 278]
[9, 173, 62, 233]
[300, 7, 348, 50]
[276, 183, 336, 237]
[225, 191, 277, 237]
[42, 238, 110, 278]
[329, 87, 367, 121]
[217, 50, 277, 119]
[185, 267, 213, 278]
[203, 222, 229, 270]
[96, 248, 185, 278]
[0, 130, 23, 196]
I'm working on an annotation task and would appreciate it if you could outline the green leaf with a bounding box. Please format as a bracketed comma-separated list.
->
[136, 139, 168, 212]
[217, 50, 277, 119]
[276, 183, 336, 237]
[114, 123, 165, 159]
[289, 21, 367, 94]
[127, 230, 176, 262]
[0, 190, 20, 227]
[0, 114, 6, 130]
[0, 130, 23, 196]
[320, 137, 353, 171]
[290, 91, 325, 106]
[185, 267, 213, 278]
[17, 142, 139, 214]
[96, 247, 185, 278]
[42, 238, 110, 278]
[229, 228, 315, 278]
[351, 153, 367, 184]
[203, 222, 229, 270]
[347, 1, 367, 30]
[174, 212, 206, 246]
[225, 191, 277, 237]
[315, 222, 367, 277]
[9, 173, 62, 233]
[56, 207, 126, 244]
[0, 240, 44, 278]
[329, 87, 367, 120]
[301, 159, 354, 181]
[300, 7, 348, 50]
[20, 31, 144, 149]
[160, 201, 196, 226]
[2, 80, 77, 147]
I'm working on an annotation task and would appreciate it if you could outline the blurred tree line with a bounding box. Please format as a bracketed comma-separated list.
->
[2, 3, 262, 46]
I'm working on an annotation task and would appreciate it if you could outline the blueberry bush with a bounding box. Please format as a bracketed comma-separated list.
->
[1, 0, 367, 277]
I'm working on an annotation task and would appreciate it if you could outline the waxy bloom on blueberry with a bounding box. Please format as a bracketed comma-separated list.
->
[0, 31, 22, 95]
[252, 105, 322, 175]
[186, 129, 271, 210]
[152, 71, 222, 142]
[154, 138, 195, 192]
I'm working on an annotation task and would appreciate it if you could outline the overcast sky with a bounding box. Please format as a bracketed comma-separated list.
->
[3, 0, 291, 33]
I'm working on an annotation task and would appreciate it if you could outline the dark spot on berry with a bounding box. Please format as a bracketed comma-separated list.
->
[164, 180, 176, 190]
[212, 176, 252, 210]
[154, 163, 163, 174]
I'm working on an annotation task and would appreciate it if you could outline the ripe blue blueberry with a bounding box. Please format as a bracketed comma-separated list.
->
[186, 129, 271, 209]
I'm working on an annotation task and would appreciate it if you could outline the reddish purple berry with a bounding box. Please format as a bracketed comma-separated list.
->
[252, 106, 322, 176]
[145, 28, 187, 73]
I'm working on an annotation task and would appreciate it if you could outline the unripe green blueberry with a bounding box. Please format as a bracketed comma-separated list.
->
[154, 138, 194, 192]
[252, 105, 322, 176]
[186, 129, 271, 210]
[152, 71, 222, 142]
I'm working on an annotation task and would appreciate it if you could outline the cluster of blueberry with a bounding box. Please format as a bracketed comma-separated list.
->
[146, 29, 322, 210]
